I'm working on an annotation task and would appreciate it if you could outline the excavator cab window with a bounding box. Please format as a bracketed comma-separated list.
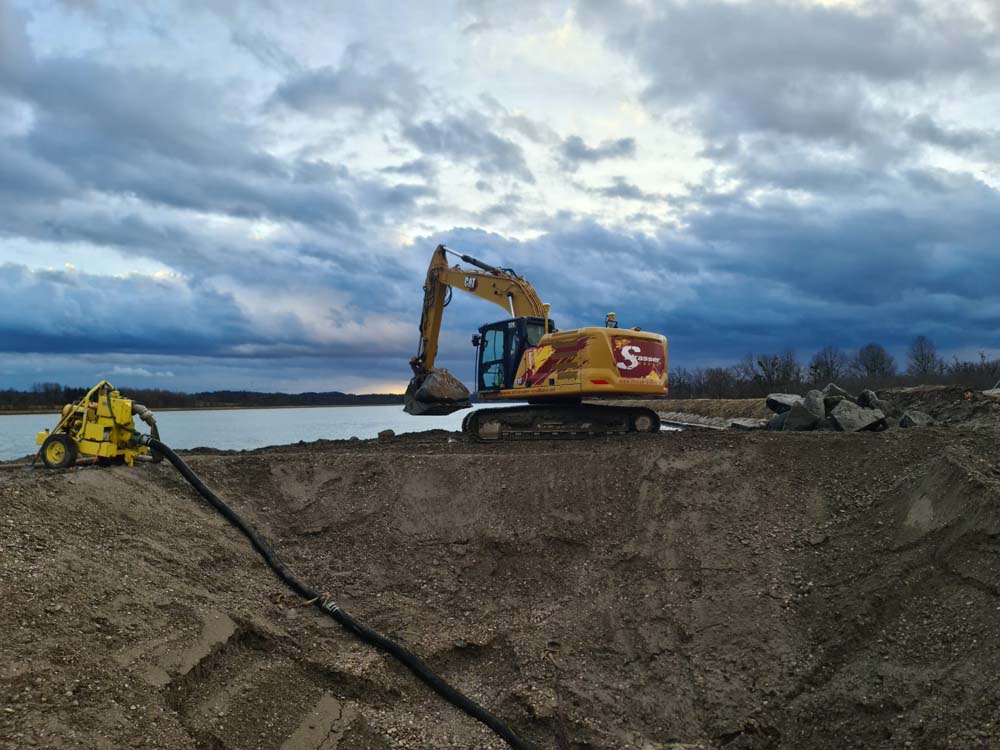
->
[525, 321, 546, 346]
[479, 328, 506, 390]
[476, 317, 552, 392]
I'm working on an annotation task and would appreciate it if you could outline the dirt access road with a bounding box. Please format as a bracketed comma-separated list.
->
[2, 425, 999, 749]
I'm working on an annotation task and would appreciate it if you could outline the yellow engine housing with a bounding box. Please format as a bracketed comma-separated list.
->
[480, 326, 669, 403]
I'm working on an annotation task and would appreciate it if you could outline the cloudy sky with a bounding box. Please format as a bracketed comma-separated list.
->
[1, 0, 999, 393]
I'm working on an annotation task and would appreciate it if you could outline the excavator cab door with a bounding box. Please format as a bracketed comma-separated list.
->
[476, 317, 551, 393]
[476, 320, 518, 393]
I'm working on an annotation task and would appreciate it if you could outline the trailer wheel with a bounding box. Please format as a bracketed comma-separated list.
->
[41, 433, 78, 469]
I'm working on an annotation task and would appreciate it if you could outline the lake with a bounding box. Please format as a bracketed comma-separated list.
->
[0, 404, 477, 461]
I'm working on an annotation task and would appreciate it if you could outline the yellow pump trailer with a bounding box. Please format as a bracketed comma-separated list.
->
[36, 381, 160, 468]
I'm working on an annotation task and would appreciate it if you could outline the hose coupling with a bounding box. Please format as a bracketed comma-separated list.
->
[131, 403, 157, 427]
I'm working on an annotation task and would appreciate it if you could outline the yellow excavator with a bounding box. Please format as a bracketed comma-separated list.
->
[405, 245, 669, 439]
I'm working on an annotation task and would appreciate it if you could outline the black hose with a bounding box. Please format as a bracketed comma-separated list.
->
[145, 437, 531, 750]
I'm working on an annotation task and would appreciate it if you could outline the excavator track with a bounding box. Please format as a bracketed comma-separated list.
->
[462, 404, 661, 441]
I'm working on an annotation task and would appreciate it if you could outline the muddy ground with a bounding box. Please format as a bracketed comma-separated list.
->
[2, 421, 1000, 749]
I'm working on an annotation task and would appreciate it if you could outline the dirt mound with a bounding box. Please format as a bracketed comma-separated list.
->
[880, 385, 1000, 428]
[2, 428, 999, 749]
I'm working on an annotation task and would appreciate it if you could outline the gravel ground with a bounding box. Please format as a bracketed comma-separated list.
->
[2, 423, 999, 749]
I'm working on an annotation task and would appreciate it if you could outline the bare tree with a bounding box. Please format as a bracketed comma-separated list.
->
[733, 353, 758, 385]
[752, 350, 801, 392]
[907, 335, 944, 378]
[668, 367, 693, 398]
[703, 367, 736, 399]
[851, 343, 897, 380]
[808, 345, 849, 384]
[945, 351, 1000, 389]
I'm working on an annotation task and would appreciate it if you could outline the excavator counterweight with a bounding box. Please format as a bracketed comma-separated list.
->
[405, 245, 669, 439]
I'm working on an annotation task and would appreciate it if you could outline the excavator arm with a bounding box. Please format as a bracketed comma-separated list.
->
[405, 245, 547, 416]
[410, 245, 546, 376]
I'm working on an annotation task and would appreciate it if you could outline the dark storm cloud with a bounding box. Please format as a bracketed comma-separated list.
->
[0, 262, 418, 363]
[431, 157, 1000, 367]
[0, 1, 435, 382]
[380, 158, 438, 180]
[503, 113, 557, 144]
[557, 135, 636, 171]
[474, 192, 525, 223]
[0, 4, 428, 277]
[477, 94, 559, 145]
[0, 142, 75, 200]
[586, 176, 663, 202]
[0, 1, 32, 86]
[17, 60, 360, 231]
[271, 45, 425, 117]
[581, 0, 999, 159]
[905, 114, 1000, 157]
[0, 26, 369, 238]
[582, 0, 1000, 200]
[0, 263, 259, 356]
[554, 0, 1000, 367]
[231, 29, 298, 71]
[402, 113, 535, 182]
[3, 0, 1000, 394]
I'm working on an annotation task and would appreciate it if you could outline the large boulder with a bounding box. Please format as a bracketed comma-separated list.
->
[857, 389, 897, 417]
[899, 410, 934, 428]
[783, 401, 820, 431]
[830, 400, 886, 432]
[766, 393, 803, 414]
[857, 389, 877, 408]
[821, 383, 856, 413]
[803, 390, 826, 420]
[857, 389, 892, 410]
[403, 368, 472, 416]
[823, 395, 848, 413]
[822, 383, 855, 400]
[767, 412, 788, 431]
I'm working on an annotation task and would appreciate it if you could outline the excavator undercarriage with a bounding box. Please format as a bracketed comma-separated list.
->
[462, 403, 661, 440]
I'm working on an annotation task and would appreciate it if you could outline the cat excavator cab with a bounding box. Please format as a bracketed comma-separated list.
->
[405, 245, 669, 439]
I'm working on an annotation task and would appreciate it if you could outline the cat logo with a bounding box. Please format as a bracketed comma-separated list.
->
[463, 276, 478, 290]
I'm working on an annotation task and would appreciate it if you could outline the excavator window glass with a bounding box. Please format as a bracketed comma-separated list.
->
[478, 321, 520, 392]
[482, 328, 504, 361]
[525, 321, 546, 347]
[479, 328, 506, 391]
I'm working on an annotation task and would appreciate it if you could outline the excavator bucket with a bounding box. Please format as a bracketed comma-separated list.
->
[404, 368, 472, 416]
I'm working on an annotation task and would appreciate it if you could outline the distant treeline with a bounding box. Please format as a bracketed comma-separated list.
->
[669, 336, 1000, 399]
[0, 384, 405, 411]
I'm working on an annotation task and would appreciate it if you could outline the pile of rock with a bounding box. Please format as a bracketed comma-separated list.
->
[766, 383, 934, 432]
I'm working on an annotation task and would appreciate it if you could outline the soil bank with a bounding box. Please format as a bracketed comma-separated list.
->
[2, 426, 999, 749]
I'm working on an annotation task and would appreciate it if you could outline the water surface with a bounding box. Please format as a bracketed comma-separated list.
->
[0, 404, 474, 461]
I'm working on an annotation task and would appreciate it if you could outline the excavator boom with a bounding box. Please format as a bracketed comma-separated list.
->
[411, 245, 546, 376]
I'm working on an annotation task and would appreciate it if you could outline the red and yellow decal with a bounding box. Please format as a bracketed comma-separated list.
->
[519, 336, 588, 387]
[612, 336, 665, 380]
